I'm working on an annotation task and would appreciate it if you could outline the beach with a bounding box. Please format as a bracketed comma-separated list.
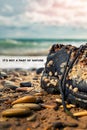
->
[0, 41, 87, 130]
[0, 67, 87, 130]
[0, 0, 87, 129]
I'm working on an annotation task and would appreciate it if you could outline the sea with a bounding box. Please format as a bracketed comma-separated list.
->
[0, 38, 86, 68]
[0, 38, 87, 56]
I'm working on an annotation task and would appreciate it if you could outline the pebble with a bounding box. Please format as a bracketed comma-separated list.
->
[49, 71, 53, 76]
[55, 98, 62, 104]
[12, 103, 41, 110]
[12, 71, 20, 77]
[20, 82, 32, 87]
[33, 77, 38, 80]
[73, 111, 87, 117]
[1, 80, 18, 90]
[41, 103, 57, 109]
[0, 87, 4, 92]
[0, 122, 11, 129]
[0, 93, 2, 96]
[34, 92, 44, 96]
[27, 114, 37, 121]
[73, 87, 78, 93]
[22, 72, 29, 76]
[2, 108, 31, 117]
[0, 117, 8, 122]
[35, 97, 43, 104]
[0, 71, 8, 78]
[52, 122, 65, 129]
[52, 122, 77, 129]
[12, 95, 37, 105]
[36, 68, 44, 74]
[60, 104, 75, 109]
[11, 77, 22, 81]
[16, 87, 34, 92]
[0, 75, 4, 79]
[26, 128, 31, 130]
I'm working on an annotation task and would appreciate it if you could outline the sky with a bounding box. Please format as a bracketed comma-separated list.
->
[0, 0, 87, 39]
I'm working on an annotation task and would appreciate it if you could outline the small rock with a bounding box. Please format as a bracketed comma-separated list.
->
[53, 122, 65, 129]
[0, 85, 4, 92]
[0, 71, 8, 78]
[20, 82, 32, 87]
[41, 103, 57, 109]
[60, 104, 75, 109]
[26, 128, 31, 130]
[0, 75, 4, 79]
[34, 92, 44, 96]
[2, 108, 31, 117]
[73, 111, 87, 117]
[12, 103, 41, 110]
[0, 117, 8, 122]
[31, 68, 36, 71]
[36, 68, 44, 74]
[35, 97, 43, 103]
[0, 122, 11, 129]
[20, 71, 29, 76]
[27, 114, 37, 121]
[12, 71, 20, 77]
[53, 122, 78, 129]
[16, 87, 34, 92]
[33, 77, 38, 80]
[12, 95, 36, 105]
[0, 93, 2, 96]
[55, 98, 62, 104]
[11, 77, 22, 82]
[1, 80, 18, 90]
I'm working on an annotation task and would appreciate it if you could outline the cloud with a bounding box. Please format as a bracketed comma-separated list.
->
[0, 0, 87, 28]
[1, 4, 13, 13]
[25, 0, 87, 27]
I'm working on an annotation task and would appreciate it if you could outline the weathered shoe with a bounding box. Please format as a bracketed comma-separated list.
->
[41, 43, 87, 108]
[41, 44, 77, 93]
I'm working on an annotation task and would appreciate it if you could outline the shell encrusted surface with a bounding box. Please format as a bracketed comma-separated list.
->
[41, 43, 87, 108]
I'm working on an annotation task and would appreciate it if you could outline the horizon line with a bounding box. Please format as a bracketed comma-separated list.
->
[0, 38, 87, 40]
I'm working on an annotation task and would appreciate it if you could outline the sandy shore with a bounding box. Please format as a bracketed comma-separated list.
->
[0, 50, 48, 56]
[0, 68, 87, 130]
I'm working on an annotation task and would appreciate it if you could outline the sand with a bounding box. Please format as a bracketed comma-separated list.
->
[0, 68, 87, 130]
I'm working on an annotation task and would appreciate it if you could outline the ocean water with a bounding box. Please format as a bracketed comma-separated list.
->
[0, 38, 87, 56]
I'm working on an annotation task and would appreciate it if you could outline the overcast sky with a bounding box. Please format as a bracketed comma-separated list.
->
[0, 0, 87, 39]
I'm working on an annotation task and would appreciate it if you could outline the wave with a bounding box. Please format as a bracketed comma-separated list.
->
[0, 39, 53, 49]
[0, 38, 87, 55]
[5, 39, 22, 45]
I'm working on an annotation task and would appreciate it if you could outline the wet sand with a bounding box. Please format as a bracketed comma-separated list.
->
[0, 68, 87, 130]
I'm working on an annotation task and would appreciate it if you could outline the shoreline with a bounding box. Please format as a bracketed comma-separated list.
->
[0, 50, 48, 56]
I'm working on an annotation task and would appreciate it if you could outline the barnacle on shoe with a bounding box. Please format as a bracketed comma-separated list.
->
[41, 43, 87, 109]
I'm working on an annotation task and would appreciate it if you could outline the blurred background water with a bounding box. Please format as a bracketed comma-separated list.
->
[0, 38, 87, 56]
